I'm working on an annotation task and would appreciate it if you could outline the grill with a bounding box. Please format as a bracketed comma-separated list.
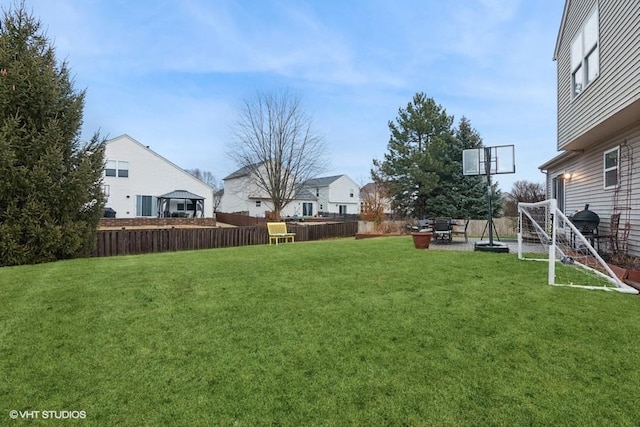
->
[103, 207, 117, 218]
[570, 204, 600, 234]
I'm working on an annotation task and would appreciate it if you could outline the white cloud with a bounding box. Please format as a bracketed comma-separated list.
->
[21, 0, 564, 191]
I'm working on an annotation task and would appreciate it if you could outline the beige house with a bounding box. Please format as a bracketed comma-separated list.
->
[360, 182, 393, 216]
[539, 0, 640, 255]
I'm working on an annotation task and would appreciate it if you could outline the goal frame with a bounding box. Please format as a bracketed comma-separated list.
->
[517, 199, 638, 294]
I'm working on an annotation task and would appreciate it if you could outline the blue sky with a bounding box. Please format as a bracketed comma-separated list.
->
[22, 0, 564, 191]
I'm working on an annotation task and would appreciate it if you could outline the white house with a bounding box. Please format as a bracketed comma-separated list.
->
[103, 134, 215, 218]
[219, 163, 318, 218]
[219, 167, 361, 218]
[304, 175, 360, 216]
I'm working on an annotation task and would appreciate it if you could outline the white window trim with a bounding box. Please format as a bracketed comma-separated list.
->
[117, 161, 129, 178]
[105, 160, 117, 177]
[135, 195, 157, 217]
[603, 146, 619, 190]
[553, 175, 566, 214]
[571, 6, 599, 99]
[105, 159, 129, 178]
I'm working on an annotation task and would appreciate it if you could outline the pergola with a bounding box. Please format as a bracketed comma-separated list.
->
[157, 190, 205, 218]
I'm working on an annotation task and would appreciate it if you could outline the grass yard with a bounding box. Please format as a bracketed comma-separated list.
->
[1, 236, 640, 426]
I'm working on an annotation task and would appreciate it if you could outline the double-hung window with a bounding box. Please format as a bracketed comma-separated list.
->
[105, 160, 129, 178]
[604, 147, 619, 189]
[105, 160, 117, 177]
[571, 7, 599, 97]
[117, 161, 129, 177]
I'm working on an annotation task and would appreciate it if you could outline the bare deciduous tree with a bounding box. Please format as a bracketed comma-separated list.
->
[186, 168, 223, 214]
[503, 180, 546, 216]
[359, 181, 390, 230]
[186, 168, 221, 188]
[228, 90, 329, 217]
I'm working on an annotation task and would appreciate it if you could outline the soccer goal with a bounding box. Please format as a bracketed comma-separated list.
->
[517, 199, 638, 294]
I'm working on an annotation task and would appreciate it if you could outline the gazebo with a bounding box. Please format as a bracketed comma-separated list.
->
[157, 190, 205, 218]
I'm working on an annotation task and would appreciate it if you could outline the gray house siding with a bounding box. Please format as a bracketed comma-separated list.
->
[543, 0, 640, 256]
[544, 126, 640, 254]
[556, 0, 640, 150]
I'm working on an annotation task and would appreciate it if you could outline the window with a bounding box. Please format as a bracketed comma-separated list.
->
[105, 160, 117, 177]
[117, 161, 129, 177]
[604, 147, 619, 189]
[255, 201, 261, 208]
[571, 7, 599, 97]
[136, 195, 156, 217]
[349, 189, 354, 198]
[105, 159, 129, 178]
[339, 205, 347, 215]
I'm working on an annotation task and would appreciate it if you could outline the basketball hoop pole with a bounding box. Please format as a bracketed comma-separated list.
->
[484, 147, 495, 247]
[462, 144, 514, 253]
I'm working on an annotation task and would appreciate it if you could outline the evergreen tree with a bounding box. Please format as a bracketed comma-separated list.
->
[372, 93, 454, 218]
[0, 3, 105, 266]
[503, 180, 545, 217]
[428, 117, 501, 218]
[374, 95, 503, 220]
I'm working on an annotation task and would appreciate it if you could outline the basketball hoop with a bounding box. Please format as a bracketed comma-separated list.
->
[462, 145, 515, 253]
[463, 144, 515, 176]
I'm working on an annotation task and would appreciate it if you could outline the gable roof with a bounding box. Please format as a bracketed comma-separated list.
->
[223, 162, 265, 180]
[296, 188, 317, 200]
[553, 0, 571, 60]
[105, 134, 215, 191]
[304, 175, 345, 187]
[360, 182, 388, 194]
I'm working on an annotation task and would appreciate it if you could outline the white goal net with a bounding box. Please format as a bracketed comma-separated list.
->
[517, 199, 637, 294]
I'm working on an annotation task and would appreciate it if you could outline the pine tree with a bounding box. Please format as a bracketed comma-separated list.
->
[427, 117, 501, 218]
[373, 96, 503, 220]
[0, 3, 105, 266]
[373, 93, 455, 218]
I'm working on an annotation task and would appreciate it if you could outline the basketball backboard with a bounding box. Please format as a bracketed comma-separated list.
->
[463, 145, 515, 176]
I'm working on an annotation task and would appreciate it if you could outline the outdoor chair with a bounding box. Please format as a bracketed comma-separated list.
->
[451, 218, 470, 243]
[433, 218, 452, 242]
[593, 213, 621, 254]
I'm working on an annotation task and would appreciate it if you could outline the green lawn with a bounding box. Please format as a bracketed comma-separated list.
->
[1, 236, 640, 426]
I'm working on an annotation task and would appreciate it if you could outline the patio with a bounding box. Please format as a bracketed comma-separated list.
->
[428, 236, 544, 254]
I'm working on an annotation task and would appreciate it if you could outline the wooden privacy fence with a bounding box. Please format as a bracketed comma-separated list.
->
[215, 212, 265, 227]
[92, 222, 359, 257]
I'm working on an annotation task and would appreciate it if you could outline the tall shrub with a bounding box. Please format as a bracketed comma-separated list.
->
[0, 3, 105, 266]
